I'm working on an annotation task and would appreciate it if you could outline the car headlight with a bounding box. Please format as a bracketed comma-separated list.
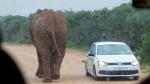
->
[131, 61, 138, 66]
[98, 61, 107, 66]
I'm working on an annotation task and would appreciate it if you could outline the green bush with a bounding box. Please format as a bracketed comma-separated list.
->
[139, 32, 150, 64]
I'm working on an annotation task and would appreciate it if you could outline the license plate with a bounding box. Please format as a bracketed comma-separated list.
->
[113, 67, 128, 70]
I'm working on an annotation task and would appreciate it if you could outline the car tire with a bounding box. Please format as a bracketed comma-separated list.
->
[133, 76, 139, 80]
[86, 70, 90, 76]
[85, 63, 90, 76]
[93, 65, 99, 80]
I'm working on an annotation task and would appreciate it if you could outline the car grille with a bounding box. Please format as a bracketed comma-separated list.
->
[99, 70, 138, 75]
[107, 62, 131, 65]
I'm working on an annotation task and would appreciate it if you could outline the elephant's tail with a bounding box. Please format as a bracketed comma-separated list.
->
[44, 29, 62, 57]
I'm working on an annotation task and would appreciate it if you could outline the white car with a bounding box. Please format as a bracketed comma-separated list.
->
[85, 42, 140, 80]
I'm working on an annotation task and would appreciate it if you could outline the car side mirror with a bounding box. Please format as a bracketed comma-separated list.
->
[136, 56, 141, 60]
[88, 53, 95, 56]
[82, 60, 86, 63]
[133, 52, 137, 55]
[133, 52, 140, 60]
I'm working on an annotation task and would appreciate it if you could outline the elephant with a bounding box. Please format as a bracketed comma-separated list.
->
[29, 9, 67, 83]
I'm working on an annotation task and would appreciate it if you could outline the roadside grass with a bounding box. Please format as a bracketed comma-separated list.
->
[141, 64, 150, 73]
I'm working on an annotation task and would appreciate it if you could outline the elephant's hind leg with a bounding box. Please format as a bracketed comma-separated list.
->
[34, 29, 53, 82]
[52, 53, 64, 80]
[40, 48, 53, 83]
[51, 52, 61, 80]
[36, 50, 44, 78]
[52, 32, 67, 80]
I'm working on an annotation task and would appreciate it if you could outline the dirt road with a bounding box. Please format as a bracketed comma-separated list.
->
[2, 44, 150, 84]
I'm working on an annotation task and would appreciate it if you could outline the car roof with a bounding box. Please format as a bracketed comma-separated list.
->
[93, 42, 127, 45]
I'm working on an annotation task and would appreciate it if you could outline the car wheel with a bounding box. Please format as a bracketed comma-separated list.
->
[133, 76, 139, 80]
[93, 65, 99, 80]
[86, 70, 90, 76]
[85, 62, 90, 76]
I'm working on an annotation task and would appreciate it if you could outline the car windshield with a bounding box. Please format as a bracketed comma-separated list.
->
[97, 44, 132, 55]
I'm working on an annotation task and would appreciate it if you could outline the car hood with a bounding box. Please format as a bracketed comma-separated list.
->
[96, 54, 137, 63]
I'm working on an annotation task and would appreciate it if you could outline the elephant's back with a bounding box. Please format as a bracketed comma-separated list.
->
[31, 9, 67, 33]
[54, 11, 67, 33]
[30, 9, 67, 48]
[31, 11, 55, 32]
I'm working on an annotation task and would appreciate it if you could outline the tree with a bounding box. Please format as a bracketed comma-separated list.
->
[139, 32, 150, 64]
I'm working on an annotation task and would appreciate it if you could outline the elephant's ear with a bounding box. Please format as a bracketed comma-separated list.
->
[36, 9, 43, 14]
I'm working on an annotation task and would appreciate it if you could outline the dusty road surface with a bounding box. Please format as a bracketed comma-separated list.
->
[2, 44, 150, 84]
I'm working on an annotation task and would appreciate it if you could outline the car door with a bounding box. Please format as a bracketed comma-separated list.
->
[87, 44, 96, 73]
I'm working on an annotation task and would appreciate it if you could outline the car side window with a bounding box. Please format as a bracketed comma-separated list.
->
[89, 44, 96, 54]
[89, 44, 93, 53]
[92, 44, 96, 54]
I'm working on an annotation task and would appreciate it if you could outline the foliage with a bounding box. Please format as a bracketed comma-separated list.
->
[139, 32, 150, 64]
[66, 4, 149, 51]
[0, 14, 33, 44]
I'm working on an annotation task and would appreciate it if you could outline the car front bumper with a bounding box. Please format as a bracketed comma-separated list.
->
[96, 65, 140, 77]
